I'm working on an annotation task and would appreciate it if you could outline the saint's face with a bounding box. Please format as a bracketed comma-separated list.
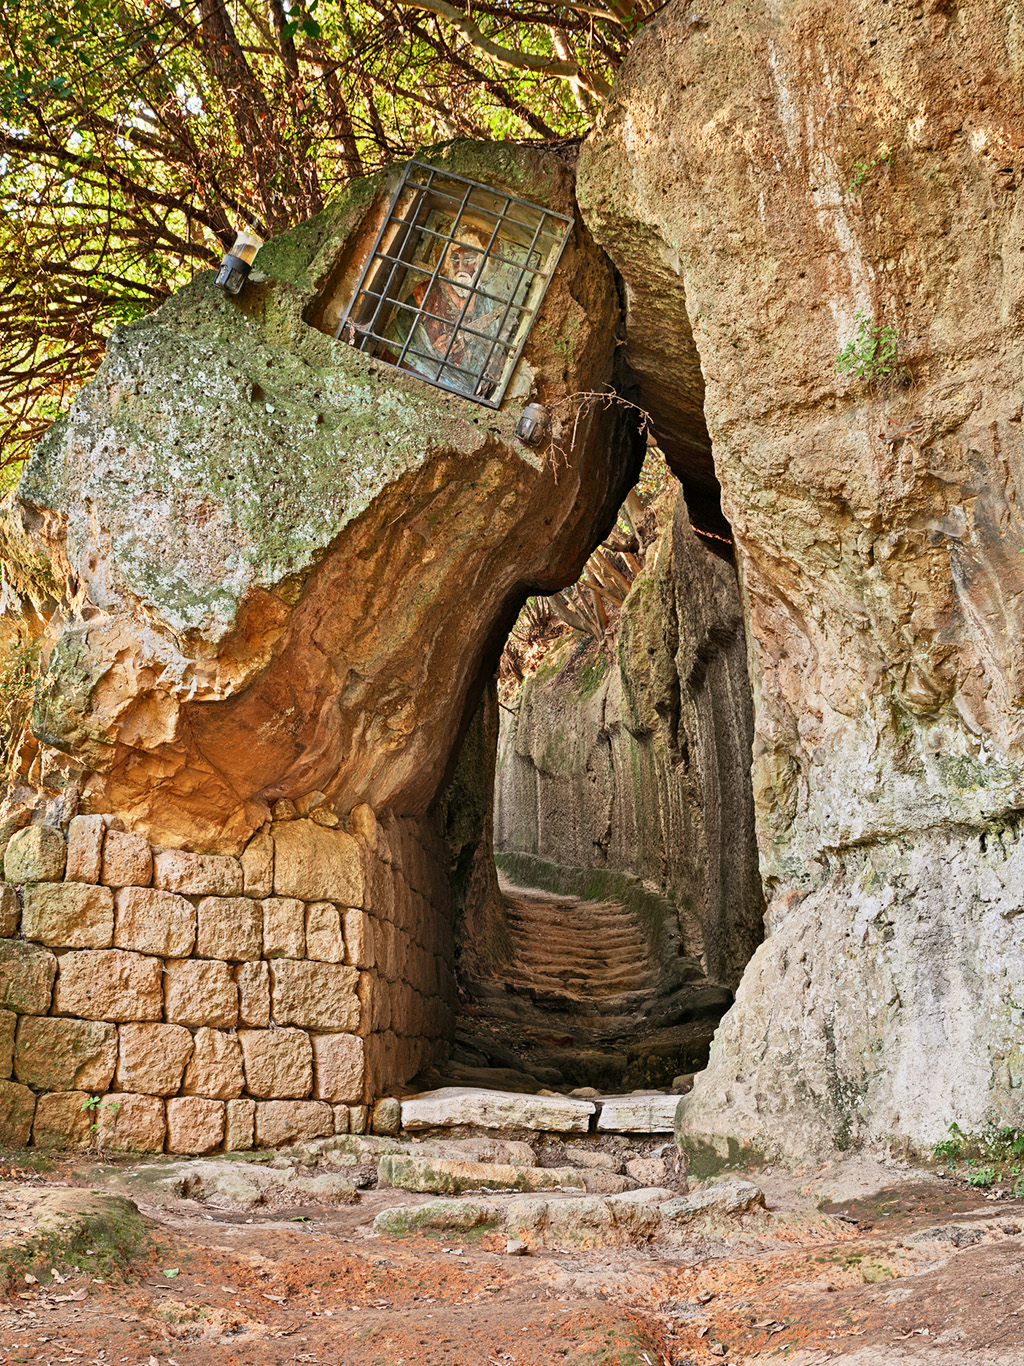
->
[443, 240, 484, 296]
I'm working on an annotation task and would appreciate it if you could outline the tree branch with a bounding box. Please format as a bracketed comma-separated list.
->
[396, 0, 611, 98]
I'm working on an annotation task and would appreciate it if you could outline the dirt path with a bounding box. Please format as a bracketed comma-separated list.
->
[0, 1154, 1022, 1366]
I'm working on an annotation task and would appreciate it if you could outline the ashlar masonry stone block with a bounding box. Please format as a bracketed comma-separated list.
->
[167, 1097, 225, 1154]
[241, 831, 274, 898]
[272, 821, 363, 905]
[262, 897, 305, 959]
[0, 1080, 36, 1145]
[15, 1016, 117, 1091]
[66, 815, 104, 883]
[97, 1092, 165, 1152]
[0, 1010, 14, 1080]
[269, 960, 360, 1031]
[372, 1097, 400, 1136]
[101, 830, 152, 888]
[21, 883, 114, 949]
[0, 940, 57, 1015]
[117, 1023, 194, 1095]
[154, 850, 242, 897]
[236, 961, 270, 1027]
[54, 950, 163, 1022]
[305, 903, 345, 963]
[254, 1099, 333, 1147]
[225, 1097, 255, 1151]
[165, 959, 238, 1027]
[197, 896, 261, 961]
[357, 973, 378, 1036]
[311, 1033, 364, 1104]
[0, 886, 18, 938]
[182, 1028, 245, 1099]
[32, 1091, 94, 1149]
[3, 826, 65, 884]
[341, 909, 374, 968]
[239, 1028, 312, 1099]
[114, 887, 196, 958]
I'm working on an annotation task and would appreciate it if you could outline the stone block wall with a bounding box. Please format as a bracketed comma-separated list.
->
[0, 805, 456, 1152]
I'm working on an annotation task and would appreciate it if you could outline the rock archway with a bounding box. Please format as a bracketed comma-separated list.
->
[0, 142, 644, 1151]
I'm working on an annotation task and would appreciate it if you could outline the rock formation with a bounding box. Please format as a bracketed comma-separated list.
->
[4, 141, 635, 854]
[0, 141, 641, 1149]
[579, 0, 1024, 1156]
[495, 491, 762, 993]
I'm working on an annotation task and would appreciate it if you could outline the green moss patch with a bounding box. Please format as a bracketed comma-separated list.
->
[0, 1189, 150, 1289]
[677, 1134, 768, 1182]
[372, 1199, 501, 1239]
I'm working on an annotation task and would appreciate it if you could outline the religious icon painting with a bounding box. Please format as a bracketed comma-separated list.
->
[337, 160, 573, 406]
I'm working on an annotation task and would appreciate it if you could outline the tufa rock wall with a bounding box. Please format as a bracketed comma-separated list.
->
[4, 140, 638, 856]
[495, 491, 762, 991]
[0, 804, 453, 1151]
[0, 140, 641, 1138]
[580, 0, 1024, 1156]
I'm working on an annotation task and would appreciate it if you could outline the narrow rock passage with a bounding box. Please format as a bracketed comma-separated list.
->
[448, 879, 732, 1093]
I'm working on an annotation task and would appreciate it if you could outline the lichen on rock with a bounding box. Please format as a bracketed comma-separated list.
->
[1, 141, 638, 853]
[579, 0, 1024, 1158]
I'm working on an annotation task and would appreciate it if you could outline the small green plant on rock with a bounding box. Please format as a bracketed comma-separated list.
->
[848, 142, 896, 195]
[836, 310, 909, 387]
[931, 1121, 1024, 1192]
[965, 1165, 997, 1189]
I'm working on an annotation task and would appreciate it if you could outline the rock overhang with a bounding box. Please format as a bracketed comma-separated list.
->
[4, 139, 642, 852]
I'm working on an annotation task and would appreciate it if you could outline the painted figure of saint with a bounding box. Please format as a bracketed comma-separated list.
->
[386, 228, 507, 396]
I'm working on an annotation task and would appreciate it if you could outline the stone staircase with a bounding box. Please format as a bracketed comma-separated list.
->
[500, 883, 660, 1002]
[449, 880, 733, 1093]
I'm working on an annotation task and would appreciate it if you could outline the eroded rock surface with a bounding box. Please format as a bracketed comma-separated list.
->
[580, 0, 1024, 1156]
[5, 141, 637, 855]
[495, 491, 762, 992]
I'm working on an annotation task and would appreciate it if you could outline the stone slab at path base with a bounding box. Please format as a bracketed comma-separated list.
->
[400, 1087, 595, 1133]
[596, 1092, 679, 1133]
[399, 1086, 680, 1135]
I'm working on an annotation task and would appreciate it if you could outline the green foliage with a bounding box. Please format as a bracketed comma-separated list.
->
[931, 1120, 963, 1161]
[836, 310, 909, 387]
[0, 0, 642, 467]
[965, 1166, 997, 1188]
[931, 1121, 1024, 1190]
[847, 141, 896, 195]
[0, 636, 41, 775]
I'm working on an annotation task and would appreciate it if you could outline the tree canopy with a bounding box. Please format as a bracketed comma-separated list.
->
[0, 0, 650, 474]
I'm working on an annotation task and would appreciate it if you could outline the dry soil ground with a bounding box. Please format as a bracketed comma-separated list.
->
[0, 1152, 1022, 1366]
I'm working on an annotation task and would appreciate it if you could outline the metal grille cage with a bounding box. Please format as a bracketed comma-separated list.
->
[337, 160, 573, 408]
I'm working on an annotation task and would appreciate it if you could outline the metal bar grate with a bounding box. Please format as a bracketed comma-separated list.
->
[336, 159, 573, 408]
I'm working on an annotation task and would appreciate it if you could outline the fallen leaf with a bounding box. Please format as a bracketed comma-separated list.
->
[162, 1269, 180, 1279]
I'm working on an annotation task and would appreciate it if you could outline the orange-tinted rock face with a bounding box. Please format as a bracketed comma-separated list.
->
[581, 0, 1024, 1155]
[5, 142, 639, 854]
